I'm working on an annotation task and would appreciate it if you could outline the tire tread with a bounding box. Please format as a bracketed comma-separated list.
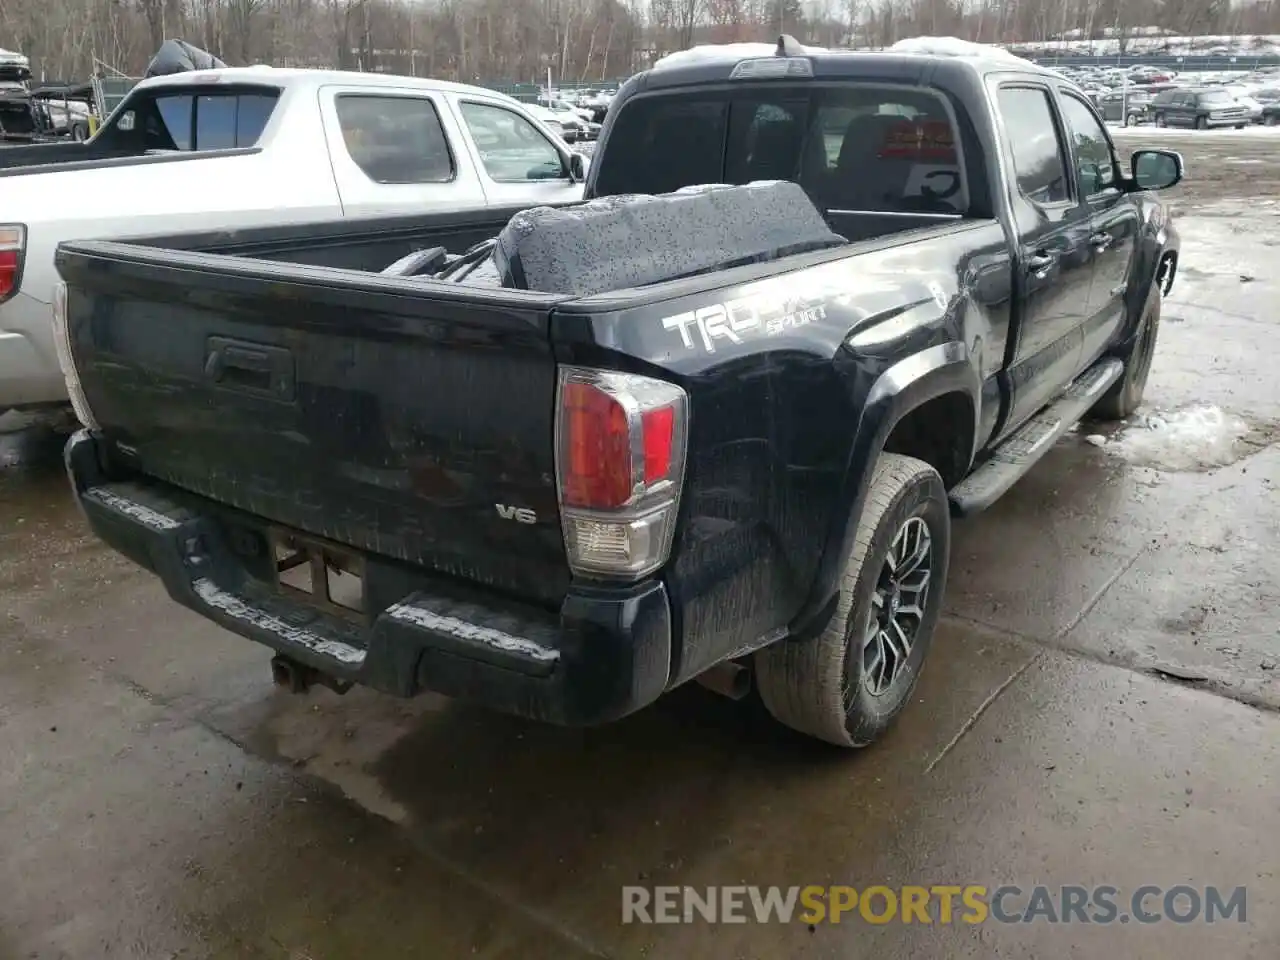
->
[756, 453, 943, 747]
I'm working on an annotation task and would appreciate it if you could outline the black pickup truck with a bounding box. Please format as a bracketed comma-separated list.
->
[57, 41, 1183, 747]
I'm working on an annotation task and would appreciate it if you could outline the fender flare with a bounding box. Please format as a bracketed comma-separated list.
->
[789, 340, 980, 638]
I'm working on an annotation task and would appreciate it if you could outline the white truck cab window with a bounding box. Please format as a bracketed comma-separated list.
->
[459, 101, 566, 182]
[335, 94, 455, 184]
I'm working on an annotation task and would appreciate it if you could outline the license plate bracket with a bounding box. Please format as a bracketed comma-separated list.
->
[267, 527, 367, 622]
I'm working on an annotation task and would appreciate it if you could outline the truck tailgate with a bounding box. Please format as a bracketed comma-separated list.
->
[58, 242, 573, 607]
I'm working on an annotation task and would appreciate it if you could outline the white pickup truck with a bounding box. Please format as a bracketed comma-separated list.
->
[0, 67, 588, 413]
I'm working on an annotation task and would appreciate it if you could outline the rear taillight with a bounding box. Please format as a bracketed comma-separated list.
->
[0, 225, 24, 304]
[555, 366, 688, 579]
[51, 281, 99, 430]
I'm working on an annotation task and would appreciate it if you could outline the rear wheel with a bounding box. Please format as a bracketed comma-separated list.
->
[755, 454, 949, 748]
[1155, 113, 1167, 127]
[1092, 285, 1161, 421]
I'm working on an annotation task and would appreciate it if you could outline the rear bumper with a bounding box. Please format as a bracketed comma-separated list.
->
[65, 429, 673, 726]
[0, 292, 68, 410]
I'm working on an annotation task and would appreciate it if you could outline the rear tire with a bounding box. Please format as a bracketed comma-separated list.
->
[1155, 113, 1166, 127]
[1091, 285, 1161, 421]
[755, 454, 950, 748]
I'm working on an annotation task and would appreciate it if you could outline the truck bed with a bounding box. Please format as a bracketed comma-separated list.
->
[0, 140, 141, 171]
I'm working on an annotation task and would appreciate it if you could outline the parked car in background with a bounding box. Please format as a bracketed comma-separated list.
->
[1149, 87, 1249, 129]
[542, 97, 593, 122]
[0, 67, 587, 414]
[529, 102, 583, 142]
[1098, 89, 1152, 125]
[1223, 84, 1265, 123]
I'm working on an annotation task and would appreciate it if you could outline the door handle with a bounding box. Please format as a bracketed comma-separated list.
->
[204, 336, 296, 401]
[1026, 251, 1056, 276]
[1090, 232, 1114, 251]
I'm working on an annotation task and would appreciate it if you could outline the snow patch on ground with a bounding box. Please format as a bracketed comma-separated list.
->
[1102, 405, 1252, 471]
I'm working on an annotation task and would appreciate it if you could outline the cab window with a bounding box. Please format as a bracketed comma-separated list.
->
[459, 101, 567, 182]
[594, 84, 969, 216]
[334, 94, 455, 184]
[99, 87, 280, 152]
[1058, 94, 1118, 196]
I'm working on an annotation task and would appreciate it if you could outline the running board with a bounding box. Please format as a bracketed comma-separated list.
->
[949, 358, 1124, 517]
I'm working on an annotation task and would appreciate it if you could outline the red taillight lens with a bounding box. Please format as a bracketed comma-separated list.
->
[641, 406, 675, 484]
[555, 367, 689, 579]
[561, 380, 633, 509]
[0, 225, 23, 303]
[0, 251, 17, 300]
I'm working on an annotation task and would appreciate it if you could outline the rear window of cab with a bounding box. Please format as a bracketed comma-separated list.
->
[593, 83, 970, 217]
[104, 86, 281, 151]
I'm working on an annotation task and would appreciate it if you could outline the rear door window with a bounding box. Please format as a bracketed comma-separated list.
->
[335, 94, 455, 184]
[995, 87, 1071, 206]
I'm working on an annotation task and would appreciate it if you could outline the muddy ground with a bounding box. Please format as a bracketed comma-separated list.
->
[2, 131, 1279, 959]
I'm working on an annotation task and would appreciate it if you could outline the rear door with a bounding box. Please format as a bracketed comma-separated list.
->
[991, 82, 1093, 434]
[319, 85, 488, 217]
[1171, 92, 1195, 126]
[1056, 91, 1140, 370]
[449, 97, 583, 207]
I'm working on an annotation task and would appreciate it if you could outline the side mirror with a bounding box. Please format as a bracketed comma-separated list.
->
[1131, 149, 1183, 191]
[568, 151, 589, 184]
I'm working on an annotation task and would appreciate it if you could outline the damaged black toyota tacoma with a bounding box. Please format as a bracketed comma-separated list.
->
[57, 40, 1183, 747]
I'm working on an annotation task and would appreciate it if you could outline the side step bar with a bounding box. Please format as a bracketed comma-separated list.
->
[949, 358, 1124, 517]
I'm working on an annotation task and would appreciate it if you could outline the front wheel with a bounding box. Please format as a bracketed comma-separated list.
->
[1196, 115, 1208, 130]
[755, 454, 950, 747]
[1155, 113, 1167, 127]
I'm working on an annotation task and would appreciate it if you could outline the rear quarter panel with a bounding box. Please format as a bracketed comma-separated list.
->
[553, 221, 1011, 685]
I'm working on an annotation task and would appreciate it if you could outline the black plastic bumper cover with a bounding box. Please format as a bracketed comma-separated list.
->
[65, 430, 673, 726]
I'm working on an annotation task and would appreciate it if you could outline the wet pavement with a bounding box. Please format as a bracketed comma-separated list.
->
[3, 136, 1280, 958]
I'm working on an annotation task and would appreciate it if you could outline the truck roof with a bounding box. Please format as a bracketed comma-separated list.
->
[640, 35, 1055, 89]
[129, 66, 522, 106]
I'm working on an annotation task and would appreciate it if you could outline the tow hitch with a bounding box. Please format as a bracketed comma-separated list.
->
[270, 654, 353, 695]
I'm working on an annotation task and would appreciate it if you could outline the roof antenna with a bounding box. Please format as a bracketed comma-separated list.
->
[776, 34, 805, 57]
